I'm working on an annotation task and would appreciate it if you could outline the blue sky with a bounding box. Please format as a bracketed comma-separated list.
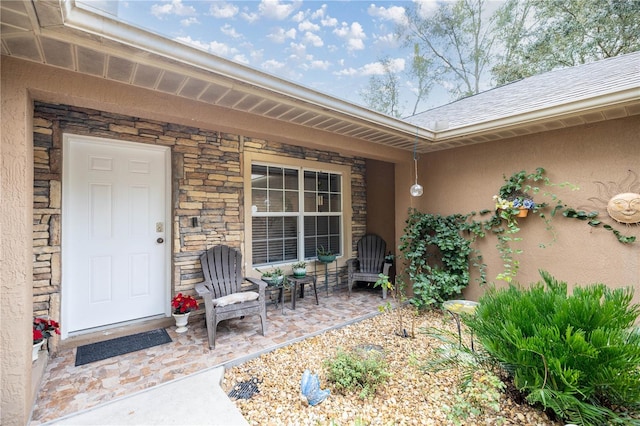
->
[84, 0, 458, 114]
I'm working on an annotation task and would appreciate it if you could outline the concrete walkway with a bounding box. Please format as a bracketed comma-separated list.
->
[44, 367, 248, 425]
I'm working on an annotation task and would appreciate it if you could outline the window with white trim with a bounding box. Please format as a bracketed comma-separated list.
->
[251, 163, 342, 266]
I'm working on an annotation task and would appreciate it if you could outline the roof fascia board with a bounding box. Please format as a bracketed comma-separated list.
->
[432, 87, 640, 142]
[58, 0, 432, 141]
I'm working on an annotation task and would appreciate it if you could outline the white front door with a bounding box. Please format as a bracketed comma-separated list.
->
[62, 134, 170, 336]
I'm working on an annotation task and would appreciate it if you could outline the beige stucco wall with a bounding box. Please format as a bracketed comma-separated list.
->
[416, 116, 640, 304]
[366, 159, 396, 255]
[1, 58, 35, 426]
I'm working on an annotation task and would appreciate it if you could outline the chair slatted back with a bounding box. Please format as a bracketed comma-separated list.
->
[200, 245, 243, 298]
[358, 234, 386, 274]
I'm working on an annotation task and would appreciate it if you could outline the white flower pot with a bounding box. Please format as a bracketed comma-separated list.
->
[32, 340, 45, 362]
[172, 312, 191, 333]
[293, 267, 306, 277]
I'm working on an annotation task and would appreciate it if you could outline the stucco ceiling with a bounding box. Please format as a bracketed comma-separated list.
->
[2, 0, 639, 154]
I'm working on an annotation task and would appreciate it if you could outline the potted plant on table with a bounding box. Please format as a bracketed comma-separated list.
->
[33, 317, 60, 361]
[257, 267, 285, 286]
[171, 292, 198, 333]
[316, 246, 336, 263]
[292, 261, 307, 277]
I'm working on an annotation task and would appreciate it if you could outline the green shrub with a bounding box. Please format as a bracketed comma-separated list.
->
[466, 271, 640, 425]
[324, 348, 390, 399]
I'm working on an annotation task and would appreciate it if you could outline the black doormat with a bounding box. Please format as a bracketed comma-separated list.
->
[75, 328, 172, 366]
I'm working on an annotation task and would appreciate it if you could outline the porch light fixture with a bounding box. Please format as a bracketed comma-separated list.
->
[410, 128, 423, 197]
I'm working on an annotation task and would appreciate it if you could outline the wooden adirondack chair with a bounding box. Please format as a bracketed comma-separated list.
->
[346, 234, 391, 299]
[194, 245, 267, 349]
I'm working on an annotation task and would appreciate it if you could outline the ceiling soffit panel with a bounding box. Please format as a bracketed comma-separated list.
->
[156, 71, 186, 94]
[216, 89, 250, 108]
[39, 36, 74, 69]
[75, 45, 105, 75]
[198, 84, 233, 104]
[3, 34, 42, 62]
[232, 94, 264, 111]
[132, 63, 162, 89]
[107, 55, 135, 83]
[179, 78, 208, 99]
[1, 6, 32, 32]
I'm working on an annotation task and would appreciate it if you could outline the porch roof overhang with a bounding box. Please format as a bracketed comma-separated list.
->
[2, 0, 639, 155]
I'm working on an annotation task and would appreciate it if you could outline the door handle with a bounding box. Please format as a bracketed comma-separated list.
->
[157, 237, 164, 244]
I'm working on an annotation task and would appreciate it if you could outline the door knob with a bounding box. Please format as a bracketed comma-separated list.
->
[157, 237, 164, 244]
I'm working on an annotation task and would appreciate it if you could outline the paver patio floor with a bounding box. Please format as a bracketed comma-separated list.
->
[30, 286, 384, 424]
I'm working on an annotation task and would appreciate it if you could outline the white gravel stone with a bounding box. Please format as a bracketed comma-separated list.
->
[225, 309, 561, 425]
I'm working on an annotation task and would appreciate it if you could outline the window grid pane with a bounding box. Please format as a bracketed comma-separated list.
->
[253, 165, 342, 265]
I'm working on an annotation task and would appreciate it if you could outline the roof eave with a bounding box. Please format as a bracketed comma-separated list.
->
[432, 87, 640, 143]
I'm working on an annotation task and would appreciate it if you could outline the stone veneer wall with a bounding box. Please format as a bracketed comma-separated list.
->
[32, 101, 366, 319]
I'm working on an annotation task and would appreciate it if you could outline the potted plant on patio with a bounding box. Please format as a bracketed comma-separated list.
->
[257, 267, 285, 286]
[171, 292, 198, 333]
[33, 317, 60, 361]
[316, 246, 336, 263]
[292, 260, 307, 277]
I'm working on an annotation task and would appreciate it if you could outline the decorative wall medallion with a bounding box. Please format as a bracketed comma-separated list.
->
[607, 193, 640, 224]
[587, 170, 640, 225]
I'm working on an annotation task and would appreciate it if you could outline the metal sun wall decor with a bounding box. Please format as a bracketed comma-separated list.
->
[588, 170, 640, 225]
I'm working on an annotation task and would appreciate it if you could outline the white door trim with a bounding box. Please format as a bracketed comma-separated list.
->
[61, 134, 171, 338]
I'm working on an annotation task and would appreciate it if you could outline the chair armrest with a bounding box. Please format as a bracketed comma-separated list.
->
[194, 281, 211, 297]
[244, 277, 267, 291]
[382, 262, 392, 276]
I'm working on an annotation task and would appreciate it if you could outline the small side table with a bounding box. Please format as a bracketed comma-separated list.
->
[286, 275, 319, 310]
[442, 300, 479, 350]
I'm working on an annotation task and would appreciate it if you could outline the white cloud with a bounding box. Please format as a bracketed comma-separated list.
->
[221, 24, 242, 39]
[233, 54, 250, 64]
[258, 0, 301, 20]
[334, 67, 359, 77]
[175, 35, 210, 51]
[302, 32, 323, 47]
[287, 42, 307, 60]
[335, 58, 405, 77]
[333, 22, 367, 51]
[298, 20, 320, 32]
[414, 0, 456, 18]
[262, 58, 287, 73]
[368, 4, 407, 25]
[208, 40, 238, 57]
[249, 49, 264, 63]
[268, 27, 297, 43]
[208, 2, 238, 19]
[180, 17, 199, 26]
[310, 4, 326, 20]
[291, 11, 305, 23]
[321, 16, 338, 27]
[374, 32, 400, 48]
[241, 11, 259, 23]
[309, 60, 331, 70]
[175, 36, 239, 57]
[150, 0, 196, 19]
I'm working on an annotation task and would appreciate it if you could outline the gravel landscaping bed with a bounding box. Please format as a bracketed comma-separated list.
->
[223, 308, 561, 425]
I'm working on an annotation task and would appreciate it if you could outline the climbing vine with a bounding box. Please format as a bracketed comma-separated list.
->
[400, 168, 636, 307]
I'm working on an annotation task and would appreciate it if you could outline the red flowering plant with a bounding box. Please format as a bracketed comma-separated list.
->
[33, 317, 60, 344]
[171, 293, 198, 314]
